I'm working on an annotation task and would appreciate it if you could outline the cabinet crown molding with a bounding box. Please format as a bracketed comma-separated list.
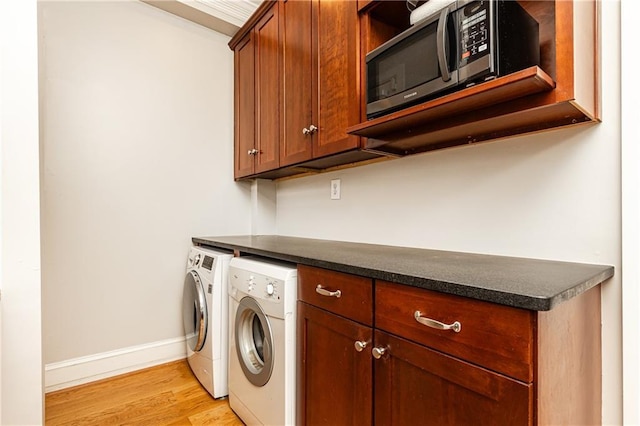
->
[195, 0, 261, 27]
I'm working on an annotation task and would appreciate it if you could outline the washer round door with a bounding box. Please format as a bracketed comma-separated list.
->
[183, 270, 208, 352]
[234, 296, 274, 387]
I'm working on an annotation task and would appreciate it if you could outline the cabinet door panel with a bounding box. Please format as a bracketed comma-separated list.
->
[280, 0, 314, 166]
[255, 5, 280, 173]
[374, 330, 532, 426]
[297, 302, 372, 426]
[314, 0, 361, 157]
[234, 33, 255, 178]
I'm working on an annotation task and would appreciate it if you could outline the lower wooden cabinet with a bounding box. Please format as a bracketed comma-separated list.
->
[297, 265, 601, 425]
[297, 302, 372, 426]
[374, 329, 532, 425]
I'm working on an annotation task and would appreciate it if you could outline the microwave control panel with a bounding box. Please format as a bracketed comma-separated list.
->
[459, 1, 490, 65]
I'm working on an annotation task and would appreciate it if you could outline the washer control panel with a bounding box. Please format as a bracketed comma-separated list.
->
[236, 271, 284, 303]
[229, 257, 298, 317]
[186, 246, 232, 284]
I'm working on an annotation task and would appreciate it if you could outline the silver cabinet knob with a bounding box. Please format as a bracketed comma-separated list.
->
[247, 149, 259, 156]
[372, 347, 387, 359]
[354, 341, 368, 352]
[303, 125, 318, 136]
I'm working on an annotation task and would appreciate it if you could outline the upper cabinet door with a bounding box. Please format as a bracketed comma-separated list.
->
[254, 4, 281, 174]
[313, 0, 361, 158]
[280, 0, 314, 166]
[232, 2, 280, 179]
[233, 32, 256, 179]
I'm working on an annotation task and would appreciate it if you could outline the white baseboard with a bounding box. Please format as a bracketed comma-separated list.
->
[44, 336, 187, 393]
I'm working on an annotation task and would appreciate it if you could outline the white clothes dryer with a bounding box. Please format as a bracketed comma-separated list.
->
[183, 246, 233, 399]
[228, 257, 298, 426]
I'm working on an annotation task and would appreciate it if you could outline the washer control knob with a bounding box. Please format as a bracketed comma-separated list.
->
[266, 282, 274, 295]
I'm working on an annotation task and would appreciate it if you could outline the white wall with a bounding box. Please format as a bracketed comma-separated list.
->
[39, 0, 250, 383]
[621, 0, 640, 423]
[0, 0, 44, 424]
[276, 1, 623, 424]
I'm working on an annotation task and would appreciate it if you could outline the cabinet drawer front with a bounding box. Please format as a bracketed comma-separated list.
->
[298, 265, 373, 326]
[375, 281, 534, 382]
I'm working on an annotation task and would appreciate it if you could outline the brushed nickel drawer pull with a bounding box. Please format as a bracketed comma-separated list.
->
[414, 311, 461, 333]
[315, 285, 341, 298]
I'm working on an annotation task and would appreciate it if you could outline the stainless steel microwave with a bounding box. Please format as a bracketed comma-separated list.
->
[366, 0, 540, 119]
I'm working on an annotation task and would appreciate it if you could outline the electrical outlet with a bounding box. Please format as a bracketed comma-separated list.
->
[330, 179, 341, 200]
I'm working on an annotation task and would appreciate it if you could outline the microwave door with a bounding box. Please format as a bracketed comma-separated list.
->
[365, 2, 459, 118]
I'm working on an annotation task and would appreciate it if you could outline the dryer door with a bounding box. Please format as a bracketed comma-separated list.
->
[234, 296, 274, 387]
[183, 270, 208, 352]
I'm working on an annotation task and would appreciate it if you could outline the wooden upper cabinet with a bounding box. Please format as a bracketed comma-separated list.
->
[231, 0, 597, 178]
[231, 0, 366, 179]
[280, 0, 314, 166]
[313, 0, 361, 158]
[233, 32, 255, 178]
[230, 1, 280, 179]
[280, 0, 362, 167]
[350, 0, 600, 156]
[254, 4, 280, 174]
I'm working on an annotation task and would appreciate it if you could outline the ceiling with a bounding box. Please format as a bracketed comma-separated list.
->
[195, 0, 262, 27]
[141, 0, 262, 36]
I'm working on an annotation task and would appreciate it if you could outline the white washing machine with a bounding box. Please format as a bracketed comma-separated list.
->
[183, 246, 233, 399]
[228, 257, 298, 426]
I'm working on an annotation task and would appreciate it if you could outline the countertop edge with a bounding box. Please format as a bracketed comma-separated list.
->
[192, 236, 615, 312]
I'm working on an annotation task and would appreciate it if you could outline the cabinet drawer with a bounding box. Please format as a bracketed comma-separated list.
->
[375, 280, 534, 382]
[298, 265, 373, 326]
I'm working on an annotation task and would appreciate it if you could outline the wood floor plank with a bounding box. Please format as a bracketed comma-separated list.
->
[46, 361, 192, 413]
[188, 403, 244, 426]
[54, 392, 177, 426]
[45, 360, 243, 426]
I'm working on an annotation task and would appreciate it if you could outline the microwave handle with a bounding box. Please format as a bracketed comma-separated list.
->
[436, 7, 451, 82]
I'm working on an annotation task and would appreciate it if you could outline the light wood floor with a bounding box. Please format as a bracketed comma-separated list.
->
[45, 360, 244, 425]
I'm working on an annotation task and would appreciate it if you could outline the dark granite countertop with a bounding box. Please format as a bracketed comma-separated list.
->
[193, 235, 614, 311]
